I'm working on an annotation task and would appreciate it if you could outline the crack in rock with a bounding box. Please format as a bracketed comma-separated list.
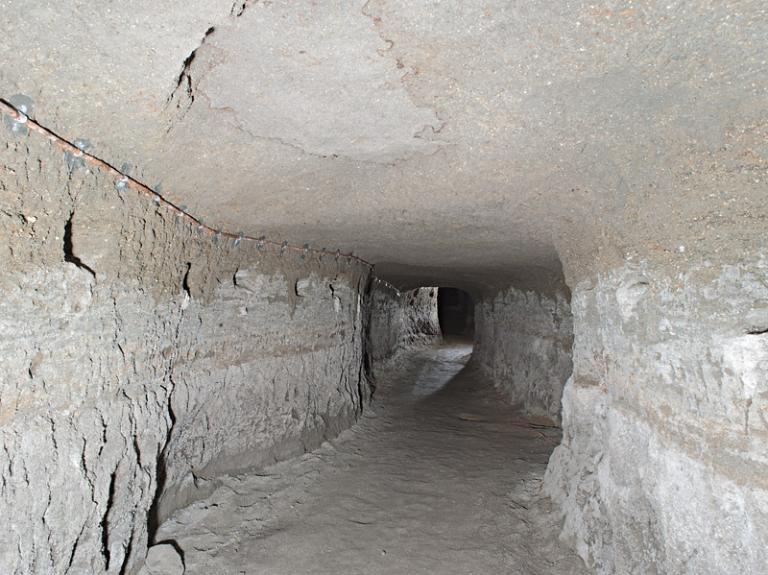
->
[166, 1, 262, 132]
[165, 27, 216, 131]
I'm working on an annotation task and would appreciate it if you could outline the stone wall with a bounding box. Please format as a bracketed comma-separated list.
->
[368, 280, 440, 363]
[156, 269, 370, 522]
[544, 259, 768, 574]
[0, 133, 371, 574]
[473, 287, 573, 423]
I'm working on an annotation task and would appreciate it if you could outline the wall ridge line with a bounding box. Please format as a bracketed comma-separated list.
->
[0, 97, 372, 269]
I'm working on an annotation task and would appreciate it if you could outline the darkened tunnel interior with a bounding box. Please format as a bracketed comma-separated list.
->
[437, 288, 474, 338]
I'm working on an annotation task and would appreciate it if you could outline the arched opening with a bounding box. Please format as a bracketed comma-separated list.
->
[437, 287, 474, 341]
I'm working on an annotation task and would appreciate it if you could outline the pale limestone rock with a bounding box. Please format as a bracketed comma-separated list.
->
[138, 544, 184, 575]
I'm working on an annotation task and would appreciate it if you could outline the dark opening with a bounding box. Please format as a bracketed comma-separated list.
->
[438, 287, 474, 339]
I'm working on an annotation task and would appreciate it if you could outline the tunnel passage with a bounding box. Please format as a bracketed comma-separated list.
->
[437, 287, 474, 339]
[154, 334, 584, 574]
[0, 1, 765, 574]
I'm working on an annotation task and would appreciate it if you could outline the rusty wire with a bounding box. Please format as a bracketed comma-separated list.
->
[0, 98, 372, 268]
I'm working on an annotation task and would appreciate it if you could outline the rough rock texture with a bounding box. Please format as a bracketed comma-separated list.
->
[136, 544, 183, 575]
[7, 1, 764, 291]
[545, 259, 768, 574]
[0, 133, 371, 575]
[156, 268, 369, 522]
[368, 279, 440, 363]
[474, 287, 573, 423]
[153, 344, 588, 575]
[1, 2, 766, 571]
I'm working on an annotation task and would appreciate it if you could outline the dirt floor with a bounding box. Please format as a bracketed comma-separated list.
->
[156, 342, 589, 574]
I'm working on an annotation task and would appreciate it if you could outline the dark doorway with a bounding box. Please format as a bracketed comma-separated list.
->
[437, 288, 474, 339]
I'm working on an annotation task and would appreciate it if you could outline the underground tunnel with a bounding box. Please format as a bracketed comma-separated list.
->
[1, 2, 767, 574]
[437, 287, 475, 341]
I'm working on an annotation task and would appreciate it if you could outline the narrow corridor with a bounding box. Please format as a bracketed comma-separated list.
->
[156, 343, 587, 574]
[3, 4, 764, 571]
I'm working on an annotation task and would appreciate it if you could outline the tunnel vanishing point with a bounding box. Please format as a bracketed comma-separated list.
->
[1, 2, 766, 574]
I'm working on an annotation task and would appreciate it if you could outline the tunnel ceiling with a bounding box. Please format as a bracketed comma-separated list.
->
[1, 1, 765, 288]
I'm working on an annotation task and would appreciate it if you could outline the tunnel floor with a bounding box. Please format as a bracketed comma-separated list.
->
[156, 343, 588, 574]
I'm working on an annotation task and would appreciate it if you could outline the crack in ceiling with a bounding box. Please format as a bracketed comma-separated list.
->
[164, 0, 446, 163]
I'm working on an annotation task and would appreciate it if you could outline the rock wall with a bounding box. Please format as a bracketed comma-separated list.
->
[0, 132, 371, 574]
[473, 287, 573, 423]
[544, 259, 768, 574]
[368, 280, 441, 363]
[156, 269, 370, 522]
